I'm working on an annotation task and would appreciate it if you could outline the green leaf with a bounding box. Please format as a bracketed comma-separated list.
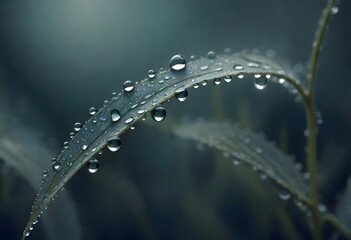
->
[23, 51, 305, 238]
[174, 119, 310, 203]
[336, 178, 351, 232]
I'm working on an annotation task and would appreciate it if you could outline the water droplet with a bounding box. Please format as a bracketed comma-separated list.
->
[207, 51, 216, 59]
[151, 107, 166, 122]
[123, 80, 134, 92]
[331, 6, 338, 14]
[89, 107, 97, 116]
[279, 190, 291, 200]
[82, 144, 88, 150]
[170, 55, 186, 71]
[237, 73, 244, 79]
[254, 76, 268, 90]
[52, 161, 61, 171]
[69, 132, 75, 139]
[63, 141, 69, 149]
[200, 65, 208, 71]
[43, 171, 48, 178]
[111, 109, 121, 122]
[24, 229, 30, 237]
[193, 83, 199, 89]
[233, 158, 241, 166]
[175, 87, 188, 101]
[213, 78, 221, 85]
[74, 122, 82, 132]
[107, 136, 121, 152]
[279, 78, 285, 84]
[148, 69, 156, 79]
[318, 204, 327, 213]
[137, 109, 145, 114]
[233, 64, 244, 70]
[259, 173, 267, 180]
[248, 62, 260, 68]
[202, 80, 208, 86]
[224, 75, 232, 83]
[87, 159, 99, 173]
[125, 117, 134, 124]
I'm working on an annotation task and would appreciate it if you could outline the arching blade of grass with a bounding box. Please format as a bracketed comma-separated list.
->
[23, 51, 306, 238]
[335, 179, 351, 234]
[174, 119, 310, 204]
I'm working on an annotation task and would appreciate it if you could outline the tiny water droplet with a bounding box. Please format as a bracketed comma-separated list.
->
[63, 141, 69, 149]
[82, 144, 88, 150]
[170, 55, 186, 71]
[193, 83, 199, 89]
[213, 78, 221, 85]
[43, 171, 48, 177]
[224, 75, 232, 83]
[69, 132, 75, 139]
[200, 65, 208, 71]
[74, 122, 82, 132]
[233, 158, 242, 166]
[111, 109, 121, 122]
[202, 80, 208, 86]
[233, 64, 244, 70]
[279, 190, 291, 200]
[52, 161, 61, 171]
[318, 204, 327, 213]
[279, 78, 285, 84]
[207, 51, 216, 59]
[89, 107, 97, 116]
[237, 73, 244, 79]
[125, 117, 134, 124]
[175, 87, 188, 101]
[151, 107, 166, 122]
[254, 76, 268, 90]
[148, 69, 156, 79]
[107, 136, 121, 152]
[87, 159, 99, 173]
[331, 6, 338, 14]
[123, 80, 134, 92]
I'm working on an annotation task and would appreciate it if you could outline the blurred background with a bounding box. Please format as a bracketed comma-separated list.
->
[0, 0, 350, 239]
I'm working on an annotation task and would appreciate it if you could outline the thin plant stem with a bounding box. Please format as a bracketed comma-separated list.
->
[306, 0, 337, 239]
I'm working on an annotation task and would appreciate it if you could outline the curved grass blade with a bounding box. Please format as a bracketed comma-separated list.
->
[174, 119, 310, 204]
[23, 51, 305, 238]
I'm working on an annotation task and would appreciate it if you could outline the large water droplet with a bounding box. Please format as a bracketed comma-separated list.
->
[87, 159, 99, 173]
[175, 87, 188, 101]
[111, 109, 121, 122]
[89, 107, 97, 116]
[148, 69, 156, 79]
[207, 51, 216, 59]
[170, 55, 186, 71]
[254, 76, 268, 90]
[151, 107, 166, 122]
[107, 136, 121, 152]
[123, 80, 134, 92]
[74, 122, 82, 132]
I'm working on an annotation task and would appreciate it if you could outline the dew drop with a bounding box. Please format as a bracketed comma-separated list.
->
[89, 107, 97, 116]
[151, 107, 166, 122]
[52, 161, 61, 171]
[82, 144, 88, 150]
[279, 190, 291, 200]
[193, 83, 199, 89]
[224, 75, 232, 83]
[87, 159, 99, 173]
[125, 117, 134, 124]
[279, 78, 286, 84]
[202, 80, 208, 86]
[254, 76, 268, 90]
[175, 87, 188, 101]
[237, 73, 244, 79]
[331, 6, 338, 14]
[74, 122, 82, 132]
[43, 171, 48, 178]
[233, 64, 244, 70]
[148, 69, 156, 79]
[233, 158, 241, 166]
[123, 80, 134, 92]
[107, 136, 121, 152]
[207, 51, 216, 59]
[63, 141, 69, 149]
[200, 65, 209, 71]
[213, 78, 221, 85]
[169, 55, 186, 71]
[111, 109, 121, 122]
